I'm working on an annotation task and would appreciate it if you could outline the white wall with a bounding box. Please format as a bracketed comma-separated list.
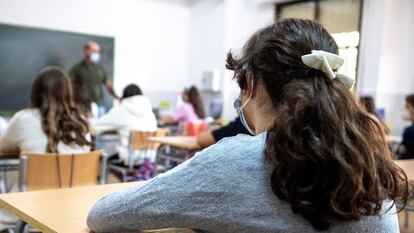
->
[0, 0, 191, 106]
[2, 0, 413, 130]
[189, 0, 225, 88]
[357, 0, 414, 134]
[189, 0, 414, 134]
[188, 0, 274, 120]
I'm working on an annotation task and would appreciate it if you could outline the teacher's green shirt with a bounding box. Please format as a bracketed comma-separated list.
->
[69, 61, 107, 104]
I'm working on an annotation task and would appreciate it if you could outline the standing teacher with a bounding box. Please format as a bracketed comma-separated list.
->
[70, 41, 119, 116]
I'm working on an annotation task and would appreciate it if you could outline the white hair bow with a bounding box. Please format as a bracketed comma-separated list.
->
[301, 50, 355, 89]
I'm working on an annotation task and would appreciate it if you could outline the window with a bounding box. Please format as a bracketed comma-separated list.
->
[276, 0, 363, 82]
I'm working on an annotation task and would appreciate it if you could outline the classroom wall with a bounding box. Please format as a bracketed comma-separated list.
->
[188, 0, 274, 120]
[1, 0, 413, 131]
[357, 0, 414, 135]
[0, 0, 192, 107]
[189, 0, 225, 88]
[189, 0, 414, 134]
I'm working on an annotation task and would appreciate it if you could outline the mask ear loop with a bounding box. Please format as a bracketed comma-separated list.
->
[241, 77, 254, 109]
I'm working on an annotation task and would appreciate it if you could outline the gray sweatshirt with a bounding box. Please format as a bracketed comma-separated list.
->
[87, 133, 400, 233]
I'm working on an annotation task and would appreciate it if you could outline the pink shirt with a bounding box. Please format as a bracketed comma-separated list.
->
[171, 102, 204, 123]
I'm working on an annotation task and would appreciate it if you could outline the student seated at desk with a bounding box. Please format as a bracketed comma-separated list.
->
[196, 116, 252, 148]
[162, 86, 206, 134]
[398, 94, 414, 159]
[0, 67, 92, 154]
[90, 84, 157, 165]
[87, 19, 409, 233]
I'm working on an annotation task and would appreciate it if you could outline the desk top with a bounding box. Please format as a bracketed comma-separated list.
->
[0, 182, 141, 233]
[387, 135, 402, 144]
[395, 159, 414, 183]
[148, 136, 200, 150]
[0, 182, 192, 233]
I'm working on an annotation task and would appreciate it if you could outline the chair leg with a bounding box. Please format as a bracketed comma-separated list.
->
[122, 174, 128, 182]
[14, 220, 27, 233]
[99, 154, 108, 185]
[0, 172, 6, 194]
[3, 171, 8, 193]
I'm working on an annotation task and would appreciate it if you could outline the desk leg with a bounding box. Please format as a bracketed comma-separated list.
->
[164, 145, 172, 170]
[155, 144, 170, 172]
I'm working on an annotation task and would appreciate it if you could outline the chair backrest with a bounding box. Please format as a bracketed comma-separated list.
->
[19, 151, 101, 191]
[129, 128, 169, 150]
[181, 122, 207, 136]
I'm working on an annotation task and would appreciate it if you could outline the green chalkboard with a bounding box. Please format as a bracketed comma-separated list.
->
[0, 23, 114, 113]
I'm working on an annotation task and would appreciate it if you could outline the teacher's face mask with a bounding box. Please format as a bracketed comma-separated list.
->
[90, 52, 100, 63]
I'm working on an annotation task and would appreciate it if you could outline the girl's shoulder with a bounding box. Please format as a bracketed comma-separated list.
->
[193, 133, 267, 165]
[11, 108, 40, 121]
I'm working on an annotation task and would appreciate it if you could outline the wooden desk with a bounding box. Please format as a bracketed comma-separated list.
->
[395, 159, 414, 183]
[0, 182, 190, 233]
[148, 136, 200, 150]
[0, 182, 140, 232]
[387, 135, 402, 144]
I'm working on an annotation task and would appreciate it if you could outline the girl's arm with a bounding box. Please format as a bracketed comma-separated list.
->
[87, 144, 232, 233]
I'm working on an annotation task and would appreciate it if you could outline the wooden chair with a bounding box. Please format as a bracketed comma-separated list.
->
[181, 122, 207, 136]
[109, 128, 168, 182]
[15, 151, 107, 233]
[19, 150, 107, 192]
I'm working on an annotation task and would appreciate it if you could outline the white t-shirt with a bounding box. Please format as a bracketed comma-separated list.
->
[0, 109, 90, 154]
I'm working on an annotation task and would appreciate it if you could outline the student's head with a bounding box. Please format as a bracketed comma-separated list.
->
[183, 86, 205, 119]
[84, 41, 101, 63]
[122, 84, 143, 100]
[359, 96, 377, 116]
[405, 94, 414, 121]
[227, 19, 409, 230]
[31, 66, 92, 153]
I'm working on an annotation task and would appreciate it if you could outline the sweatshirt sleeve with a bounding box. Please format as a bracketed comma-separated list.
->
[90, 107, 123, 133]
[87, 143, 235, 233]
[170, 104, 186, 122]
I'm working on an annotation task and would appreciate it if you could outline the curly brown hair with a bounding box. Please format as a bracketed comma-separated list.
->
[226, 19, 409, 230]
[31, 66, 93, 153]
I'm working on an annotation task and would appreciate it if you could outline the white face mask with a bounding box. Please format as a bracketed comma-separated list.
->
[402, 109, 412, 121]
[233, 78, 255, 135]
[90, 53, 100, 63]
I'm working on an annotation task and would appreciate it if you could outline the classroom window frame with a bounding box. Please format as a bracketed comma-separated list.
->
[274, 0, 364, 86]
